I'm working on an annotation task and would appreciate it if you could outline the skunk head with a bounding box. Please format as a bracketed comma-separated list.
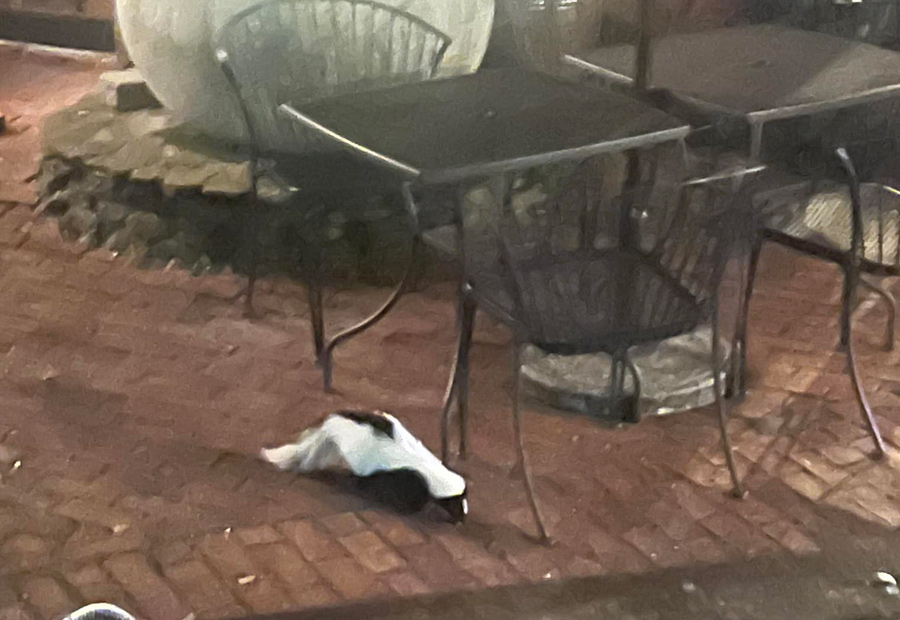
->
[436, 490, 468, 524]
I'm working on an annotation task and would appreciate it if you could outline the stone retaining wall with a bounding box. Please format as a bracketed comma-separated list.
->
[36, 90, 445, 287]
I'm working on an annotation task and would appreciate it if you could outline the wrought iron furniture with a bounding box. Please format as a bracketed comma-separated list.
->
[279, 68, 696, 540]
[738, 147, 894, 458]
[568, 21, 900, 399]
[564, 23, 900, 158]
[214, 0, 451, 389]
[437, 153, 763, 541]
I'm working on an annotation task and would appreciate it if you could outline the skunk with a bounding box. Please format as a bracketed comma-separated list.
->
[261, 410, 468, 522]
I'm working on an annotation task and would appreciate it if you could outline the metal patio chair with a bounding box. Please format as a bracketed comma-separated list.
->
[215, 0, 450, 388]
[737, 145, 897, 458]
[437, 148, 763, 542]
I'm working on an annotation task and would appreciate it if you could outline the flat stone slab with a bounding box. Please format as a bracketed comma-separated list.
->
[522, 326, 731, 420]
[41, 92, 252, 197]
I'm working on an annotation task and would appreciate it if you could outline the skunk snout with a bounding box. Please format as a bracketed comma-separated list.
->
[437, 495, 468, 524]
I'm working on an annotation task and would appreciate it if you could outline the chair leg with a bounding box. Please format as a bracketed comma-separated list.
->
[608, 353, 623, 420]
[243, 216, 261, 318]
[245, 269, 258, 318]
[733, 236, 763, 397]
[510, 344, 551, 544]
[456, 295, 476, 460]
[307, 282, 325, 360]
[713, 310, 745, 498]
[440, 357, 458, 464]
[839, 269, 855, 350]
[439, 291, 475, 463]
[860, 276, 896, 351]
[845, 306, 889, 458]
[624, 353, 642, 424]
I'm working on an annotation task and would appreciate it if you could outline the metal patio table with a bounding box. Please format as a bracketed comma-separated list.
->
[279, 68, 692, 410]
[568, 22, 900, 395]
[565, 23, 900, 158]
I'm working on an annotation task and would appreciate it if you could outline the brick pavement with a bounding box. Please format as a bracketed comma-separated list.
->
[4, 45, 900, 620]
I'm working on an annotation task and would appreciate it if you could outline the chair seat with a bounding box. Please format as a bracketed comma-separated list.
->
[475, 248, 703, 356]
[762, 182, 900, 274]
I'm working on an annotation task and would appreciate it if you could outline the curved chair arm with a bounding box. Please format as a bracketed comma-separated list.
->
[835, 146, 865, 267]
[277, 103, 422, 180]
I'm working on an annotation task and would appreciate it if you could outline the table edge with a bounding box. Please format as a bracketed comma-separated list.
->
[568, 33, 900, 125]
[418, 125, 691, 184]
[280, 102, 690, 186]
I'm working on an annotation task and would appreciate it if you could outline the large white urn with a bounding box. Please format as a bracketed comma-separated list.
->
[116, 0, 494, 145]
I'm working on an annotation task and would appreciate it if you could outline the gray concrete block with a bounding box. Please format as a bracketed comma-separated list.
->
[99, 69, 160, 112]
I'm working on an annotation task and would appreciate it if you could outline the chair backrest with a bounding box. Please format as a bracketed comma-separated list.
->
[214, 0, 451, 156]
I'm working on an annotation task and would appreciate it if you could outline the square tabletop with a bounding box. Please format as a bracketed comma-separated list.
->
[569, 23, 900, 124]
[280, 68, 690, 184]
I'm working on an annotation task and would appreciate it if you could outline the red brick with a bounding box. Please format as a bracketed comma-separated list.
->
[0, 584, 15, 608]
[66, 563, 108, 588]
[245, 543, 320, 596]
[358, 510, 425, 547]
[319, 513, 367, 537]
[63, 524, 145, 561]
[670, 481, 717, 520]
[2, 534, 51, 572]
[66, 564, 130, 609]
[164, 559, 246, 618]
[0, 606, 34, 620]
[700, 513, 778, 558]
[761, 521, 820, 555]
[197, 534, 293, 613]
[790, 450, 849, 486]
[782, 469, 828, 501]
[316, 556, 390, 599]
[104, 553, 190, 620]
[433, 533, 519, 587]
[562, 556, 606, 578]
[338, 531, 405, 574]
[278, 520, 344, 562]
[680, 536, 731, 564]
[585, 528, 651, 574]
[623, 526, 693, 568]
[492, 542, 560, 583]
[154, 541, 192, 568]
[386, 572, 431, 597]
[287, 584, 339, 609]
[848, 485, 900, 527]
[19, 576, 76, 620]
[646, 499, 705, 541]
[54, 498, 133, 529]
[398, 541, 480, 589]
[236, 525, 281, 546]
[821, 445, 866, 467]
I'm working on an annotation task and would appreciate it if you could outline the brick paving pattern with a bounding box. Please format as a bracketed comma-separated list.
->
[4, 45, 900, 620]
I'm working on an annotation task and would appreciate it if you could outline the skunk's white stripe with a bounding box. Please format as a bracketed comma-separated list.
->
[261, 413, 466, 499]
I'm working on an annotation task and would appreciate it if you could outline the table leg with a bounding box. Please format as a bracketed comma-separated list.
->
[730, 233, 761, 399]
[319, 185, 421, 391]
[749, 121, 764, 161]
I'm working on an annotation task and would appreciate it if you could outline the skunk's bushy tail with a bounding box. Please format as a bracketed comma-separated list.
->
[259, 444, 304, 470]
